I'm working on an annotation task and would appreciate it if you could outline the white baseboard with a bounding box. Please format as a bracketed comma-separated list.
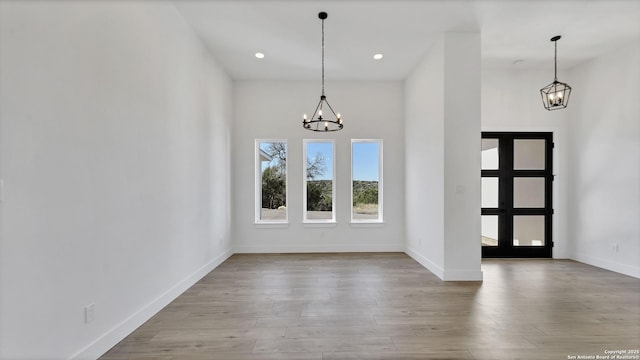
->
[405, 247, 445, 279]
[70, 248, 233, 360]
[405, 247, 483, 281]
[234, 244, 404, 253]
[442, 269, 483, 281]
[572, 252, 640, 279]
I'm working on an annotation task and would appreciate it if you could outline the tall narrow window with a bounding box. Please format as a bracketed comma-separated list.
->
[303, 139, 335, 222]
[255, 140, 287, 223]
[351, 140, 383, 222]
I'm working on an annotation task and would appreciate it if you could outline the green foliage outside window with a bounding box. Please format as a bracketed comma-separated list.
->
[353, 181, 378, 206]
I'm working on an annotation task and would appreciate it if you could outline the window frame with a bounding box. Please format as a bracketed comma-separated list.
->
[350, 139, 383, 223]
[255, 139, 288, 224]
[303, 139, 336, 224]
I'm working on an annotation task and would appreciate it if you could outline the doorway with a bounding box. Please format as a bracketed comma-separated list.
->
[481, 132, 553, 258]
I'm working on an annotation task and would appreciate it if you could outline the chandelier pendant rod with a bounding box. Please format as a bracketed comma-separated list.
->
[321, 16, 325, 96]
[554, 39, 558, 82]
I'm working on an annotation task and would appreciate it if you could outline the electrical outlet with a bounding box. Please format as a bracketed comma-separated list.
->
[85, 303, 95, 324]
[613, 243, 619, 252]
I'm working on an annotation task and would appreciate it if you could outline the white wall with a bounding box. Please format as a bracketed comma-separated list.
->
[405, 39, 446, 274]
[233, 81, 405, 252]
[481, 67, 569, 258]
[442, 33, 482, 281]
[566, 40, 640, 278]
[0, 1, 233, 359]
[405, 33, 482, 281]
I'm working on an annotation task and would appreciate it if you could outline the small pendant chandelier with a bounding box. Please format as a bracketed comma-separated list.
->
[303, 12, 343, 132]
[540, 35, 572, 111]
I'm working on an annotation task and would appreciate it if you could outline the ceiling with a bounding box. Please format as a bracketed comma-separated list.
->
[172, 0, 640, 81]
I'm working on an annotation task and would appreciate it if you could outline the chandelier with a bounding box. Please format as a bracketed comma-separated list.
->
[302, 12, 343, 132]
[540, 35, 572, 111]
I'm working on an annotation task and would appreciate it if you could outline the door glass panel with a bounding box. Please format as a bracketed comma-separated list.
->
[514, 139, 546, 170]
[481, 139, 499, 170]
[513, 177, 545, 208]
[481, 178, 499, 208]
[481, 215, 498, 247]
[513, 216, 545, 246]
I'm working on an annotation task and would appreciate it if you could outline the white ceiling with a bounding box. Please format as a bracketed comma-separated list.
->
[172, 0, 640, 81]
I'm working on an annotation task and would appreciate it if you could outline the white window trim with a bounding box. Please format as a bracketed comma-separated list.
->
[351, 139, 383, 223]
[255, 139, 288, 224]
[303, 139, 336, 223]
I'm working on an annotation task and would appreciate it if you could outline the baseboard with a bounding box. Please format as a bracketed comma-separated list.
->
[572, 252, 640, 279]
[441, 269, 483, 281]
[234, 244, 404, 253]
[70, 248, 234, 360]
[405, 247, 445, 280]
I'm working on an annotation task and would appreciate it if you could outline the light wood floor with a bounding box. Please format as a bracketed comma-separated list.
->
[101, 253, 640, 360]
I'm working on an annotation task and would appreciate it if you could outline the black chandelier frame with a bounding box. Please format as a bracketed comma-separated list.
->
[303, 12, 343, 132]
[540, 35, 572, 111]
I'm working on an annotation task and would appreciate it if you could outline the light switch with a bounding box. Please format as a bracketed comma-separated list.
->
[85, 303, 95, 324]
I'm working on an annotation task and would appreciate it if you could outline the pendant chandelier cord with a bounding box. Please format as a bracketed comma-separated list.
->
[321, 17, 325, 96]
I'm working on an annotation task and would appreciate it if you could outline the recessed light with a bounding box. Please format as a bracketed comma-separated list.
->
[255, 52, 265, 59]
[373, 53, 383, 60]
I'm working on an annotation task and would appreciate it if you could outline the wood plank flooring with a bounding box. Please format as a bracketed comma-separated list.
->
[100, 253, 640, 360]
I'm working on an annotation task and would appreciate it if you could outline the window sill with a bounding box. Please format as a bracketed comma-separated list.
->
[350, 222, 385, 228]
[254, 222, 289, 229]
[302, 222, 337, 228]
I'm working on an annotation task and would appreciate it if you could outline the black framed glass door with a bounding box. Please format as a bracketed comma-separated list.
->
[481, 132, 553, 258]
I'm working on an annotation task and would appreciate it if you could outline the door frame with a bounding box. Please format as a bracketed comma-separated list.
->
[482, 131, 554, 258]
